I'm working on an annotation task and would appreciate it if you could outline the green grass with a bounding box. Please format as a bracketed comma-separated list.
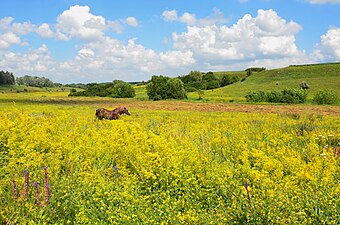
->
[1, 63, 339, 104]
[188, 63, 340, 104]
[133, 85, 148, 100]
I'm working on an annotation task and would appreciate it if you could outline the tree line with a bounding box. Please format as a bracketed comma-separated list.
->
[0, 70, 55, 87]
[69, 80, 136, 98]
[16, 75, 54, 87]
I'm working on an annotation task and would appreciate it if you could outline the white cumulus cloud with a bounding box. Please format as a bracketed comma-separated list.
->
[180, 12, 197, 26]
[0, 44, 56, 74]
[162, 10, 178, 21]
[55, 5, 106, 41]
[0, 32, 22, 49]
[314, 27, 340, 60]
[163, 8, 228, 26]
[54, 37, 195, 83]
[37, 23, 53, 38]
[126, 17, 138, 27]
[172, 9, 303, 65]
[0, 17, 53, 49]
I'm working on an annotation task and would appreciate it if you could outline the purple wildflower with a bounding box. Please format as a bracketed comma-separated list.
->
[33, 181, 41, 206]
[23, 170, 30, 200]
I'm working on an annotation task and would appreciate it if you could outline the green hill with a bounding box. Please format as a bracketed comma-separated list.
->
[1, 63, 339, 104]
[187, 63, 340, 103]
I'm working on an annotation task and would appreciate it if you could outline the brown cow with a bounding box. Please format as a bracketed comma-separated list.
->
[95, 107, 131, 120]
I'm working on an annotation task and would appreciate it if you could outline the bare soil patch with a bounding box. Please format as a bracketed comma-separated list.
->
[118, 101, 340, 116]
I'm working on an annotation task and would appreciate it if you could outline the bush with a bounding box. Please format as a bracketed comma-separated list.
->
[146, 76, 187, 100]
[245, 91, 267, 102]
[266, 91, 282, 103]
[280, 89, 307, 104]
[313, 90, 338, 105]
[246, 89, 307, 104]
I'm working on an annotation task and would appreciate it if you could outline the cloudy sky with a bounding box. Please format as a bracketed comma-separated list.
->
[0, 0, 339, 84]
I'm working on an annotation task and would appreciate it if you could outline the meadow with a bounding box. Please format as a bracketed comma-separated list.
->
[0, 91, 339, 224]
[188, 63, 340, 103]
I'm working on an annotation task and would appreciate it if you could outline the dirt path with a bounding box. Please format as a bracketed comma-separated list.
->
[4, 95, 338, 116]
[119, 101, 340, 116]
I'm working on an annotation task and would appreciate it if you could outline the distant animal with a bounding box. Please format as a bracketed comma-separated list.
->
[95, 107, 131, 120]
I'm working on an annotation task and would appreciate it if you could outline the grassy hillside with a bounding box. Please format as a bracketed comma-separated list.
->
[187, 63, 340, 103]
[1, 63, 339, 104]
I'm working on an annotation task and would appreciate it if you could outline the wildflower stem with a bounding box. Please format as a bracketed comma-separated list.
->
[12, 180, 18, 200]
[43, 166, 50, 204]
[244, 182, 252, 217]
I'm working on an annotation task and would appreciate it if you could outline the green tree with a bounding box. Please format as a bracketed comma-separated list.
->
[146, 75, 187, 100]
[0, 71, 15, 85]
[220, 75, 231, 87]
[146, 76, 169, 100]
[108, 80, 136, 98]
[166, 78, 187, 99]
[188, 70, 203, 82]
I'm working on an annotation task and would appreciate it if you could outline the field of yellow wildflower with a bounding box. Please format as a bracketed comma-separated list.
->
[0, 93, 339, 224]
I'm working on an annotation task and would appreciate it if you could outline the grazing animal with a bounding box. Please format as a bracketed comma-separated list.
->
[95, 107, 131, 120]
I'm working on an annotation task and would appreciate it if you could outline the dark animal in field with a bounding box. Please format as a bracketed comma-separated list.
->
[95, 107, 131, 120]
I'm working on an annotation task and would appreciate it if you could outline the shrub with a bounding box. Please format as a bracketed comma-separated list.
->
[245, 91, 267, 102]
[246, 89, 307, 104]
[266, 91, 282, 103]
[280, 89, 307, 104]
[313, 90, 338, 105]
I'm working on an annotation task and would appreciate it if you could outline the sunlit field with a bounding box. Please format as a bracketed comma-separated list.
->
[0, 93, 339, 224]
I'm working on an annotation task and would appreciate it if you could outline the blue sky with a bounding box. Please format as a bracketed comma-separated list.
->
[0, 0, 339, 83]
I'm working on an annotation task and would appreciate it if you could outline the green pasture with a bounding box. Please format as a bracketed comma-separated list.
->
[187, 63, 340, 103]
[1, 63, 339, 104]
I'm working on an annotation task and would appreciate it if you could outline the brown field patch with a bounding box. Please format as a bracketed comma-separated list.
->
[109, 101, 340, 116]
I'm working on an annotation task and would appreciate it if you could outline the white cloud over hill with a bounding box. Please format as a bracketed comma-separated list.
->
[0, 5, 339, 83]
